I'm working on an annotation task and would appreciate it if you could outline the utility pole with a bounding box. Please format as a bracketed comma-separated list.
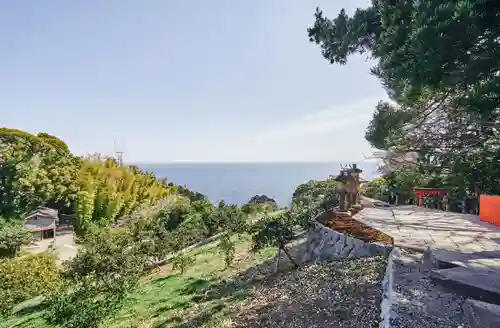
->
[114, 141, 124, 166]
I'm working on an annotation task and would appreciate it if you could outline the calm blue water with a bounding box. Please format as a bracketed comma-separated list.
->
[138, 162, 379, 206]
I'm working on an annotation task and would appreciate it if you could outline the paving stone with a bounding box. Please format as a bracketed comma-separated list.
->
[462, 299, 500, 328]
[354, 205, 500, 256]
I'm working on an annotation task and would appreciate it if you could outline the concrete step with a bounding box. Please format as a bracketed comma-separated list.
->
[427, 248, 500, 269]
[430, 266, 500, 305]
[462, 299, 500, 328]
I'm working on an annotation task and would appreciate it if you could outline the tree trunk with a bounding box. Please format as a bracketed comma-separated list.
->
[280, 245, 299, 268]
[276, 248, 281, 272]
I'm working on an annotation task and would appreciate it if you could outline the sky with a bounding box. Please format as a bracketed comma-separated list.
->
[0, 0, 388, 163]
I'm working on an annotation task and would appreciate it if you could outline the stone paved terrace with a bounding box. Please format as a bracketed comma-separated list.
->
[355, 204, 500, 253]
[355, 202, 500, 326]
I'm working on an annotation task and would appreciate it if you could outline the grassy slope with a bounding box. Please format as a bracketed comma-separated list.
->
[1, 235, 278, 328]
[4, 230, 387, 328]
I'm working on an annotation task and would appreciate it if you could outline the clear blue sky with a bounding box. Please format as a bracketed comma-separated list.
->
[1, 0, 387, 163]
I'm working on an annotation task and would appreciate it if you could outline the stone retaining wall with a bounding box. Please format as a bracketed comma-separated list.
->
[300, 212, 396, 328]
[301, 221, 392, 263]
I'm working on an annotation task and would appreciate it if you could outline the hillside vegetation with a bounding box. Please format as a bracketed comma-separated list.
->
[3, 1, 498, 325]
[1, 127, 353, 328]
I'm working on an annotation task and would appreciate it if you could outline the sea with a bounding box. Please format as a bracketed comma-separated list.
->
[138, 162, 379, 206]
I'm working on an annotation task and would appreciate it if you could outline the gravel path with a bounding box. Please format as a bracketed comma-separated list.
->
[224, 256, 387, 328]
[391, 249, 469, 328]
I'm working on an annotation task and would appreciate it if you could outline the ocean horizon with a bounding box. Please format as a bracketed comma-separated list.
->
[136, 162, 380, 206]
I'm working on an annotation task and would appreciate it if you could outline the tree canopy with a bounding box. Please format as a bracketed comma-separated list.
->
[308, 1, 500, 197]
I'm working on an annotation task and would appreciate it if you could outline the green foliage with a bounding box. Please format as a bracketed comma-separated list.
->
[219, 204, 247, 234]
[0, 129, 79, 218]
[45, 228, 147, 328]
[0, 252, 61, 315]
[241, 203, 256, 215]
[250, 213, 295, 252]
[246, 194, 279, 212]
[218, 234, 236, 268]
[73, 157, 169, 234]
[175, 185, 207, 202]
[131, 215, 174, 264]
[308, 2, 500, 200]
[123, 195, 247, 256]
[362, 178, 390, 202]
[292, 179, 340, 209]
[0, 221, 33, 259]
[174, 213, 210, 247]
[319, 182, 340, 211]
[0, 128, 172, 232]
[36, 133, 70, 154]
[248, 212, 299, 268]
[386, 168, 429, 202]
[364, 102, 412, 150]
[64, 228, 146, 285]
[44, 279, 126, 328]
[171, 254, 195, 275]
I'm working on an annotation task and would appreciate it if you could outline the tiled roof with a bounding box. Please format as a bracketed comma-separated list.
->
[25, 207, 59, 220]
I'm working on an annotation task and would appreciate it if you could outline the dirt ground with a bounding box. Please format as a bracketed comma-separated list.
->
[23, 231, 78, 264]
[318, 211, 394, 244]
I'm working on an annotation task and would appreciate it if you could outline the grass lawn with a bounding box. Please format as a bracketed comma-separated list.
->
[1, 234, 278, 328]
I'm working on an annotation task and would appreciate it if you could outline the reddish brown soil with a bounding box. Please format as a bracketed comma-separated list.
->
[317, 211, 394, 245]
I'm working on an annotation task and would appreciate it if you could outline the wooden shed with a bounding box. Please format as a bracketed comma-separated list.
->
[24, 207, 59, 240]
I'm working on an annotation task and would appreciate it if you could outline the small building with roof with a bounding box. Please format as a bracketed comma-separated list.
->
[24, 207, 59, 240]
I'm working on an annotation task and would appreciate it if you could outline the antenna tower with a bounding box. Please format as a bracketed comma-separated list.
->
[114, 141, 124, 166]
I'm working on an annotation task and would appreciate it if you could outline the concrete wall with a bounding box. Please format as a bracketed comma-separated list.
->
[301, 221, 393, 263]
[26, 217, 55, 230]
[31, 231, 43, 241]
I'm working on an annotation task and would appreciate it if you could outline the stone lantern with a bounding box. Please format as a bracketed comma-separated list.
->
[334, 164, 364, 214]
[334, 170, 348, 212]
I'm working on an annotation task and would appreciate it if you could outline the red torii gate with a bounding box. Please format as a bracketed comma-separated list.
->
[414, 187, 448, 207]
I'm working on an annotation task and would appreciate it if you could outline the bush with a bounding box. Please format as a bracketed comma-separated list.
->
[319, 183, 340, 210]
[292, 179, 340, 209]
[362, 178, 389, 201]
[249, 213, 299, 268]
[44, 279, 127, 328]
[0, 221, 33, 259]
[64, 228, 146, 286]
[171, 254, 195, 274]
[0, 252, 60, 315]
[218, 234, 235, 268]
[45, 228, 146, 328]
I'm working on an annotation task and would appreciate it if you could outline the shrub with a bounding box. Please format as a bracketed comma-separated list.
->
[218, 234, 235, 268]
[45, 228, 146, 328]
[44, 278, 127, 328]
[171, 254, 195, 274]
[362, 177, 389, 201]
[64, 228, 146, 287]
[292, 179, 340, 209]
[0, 221, 33, 259]
[319, 183, 340, 210]
[0, 252, 60, 315]
[249, 213, 299, 268]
